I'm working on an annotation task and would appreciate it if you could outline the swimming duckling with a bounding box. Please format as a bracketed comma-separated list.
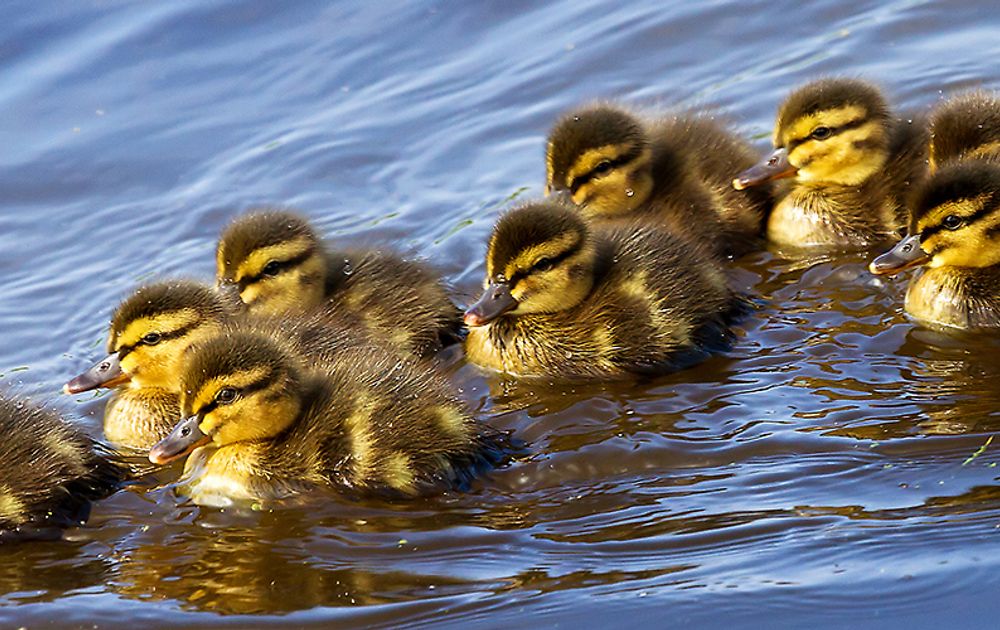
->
[734, 78, 928, 249]
[463, 200, 741, 379]
[929, 91, 1000, 169]
[64, 280, 367, 449]
[64, 281, 233, 449]
[0, 394, 129, 540]
[215, 210, 462, 358]
[148, 330, 514, 507]
[870, 160, 1000, 329]
[546, 104, 773, 258]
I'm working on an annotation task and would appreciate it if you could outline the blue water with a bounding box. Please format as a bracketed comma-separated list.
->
[2, 1, 1000, 628]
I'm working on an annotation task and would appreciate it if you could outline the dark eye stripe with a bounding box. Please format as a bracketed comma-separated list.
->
[239, 247, 315, 290]
[506, 237, 582, 286]
[117, 319, 201, 361]
[786, 116, 870, 153]
[920, 199, 996, 240]
[193, 372, 275, 417]
[569, 146, 643, 195]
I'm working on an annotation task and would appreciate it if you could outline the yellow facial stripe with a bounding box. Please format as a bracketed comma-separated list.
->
[190, 366, 271, 416]
[787, 105, 867, 142]
[918, 194, 992, 232]
[566, 145, 632, 184]
[505, 232, 578, 279]
[789, 120, 886, 186]
[116, 309, 200, 350]
[236, 236, 313, 282]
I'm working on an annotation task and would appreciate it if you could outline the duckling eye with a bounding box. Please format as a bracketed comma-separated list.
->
[532, 258, 554, 273]
[942, 214, 964, 230]
[262, 260, 281, 277]
[215, 387, 238, 404]
[810, 126, 832, 140]
[141, 332, 162, 345]
[592, 160, 613, 175]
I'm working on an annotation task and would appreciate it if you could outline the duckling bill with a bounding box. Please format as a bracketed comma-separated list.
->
[464, 200, 744, 379]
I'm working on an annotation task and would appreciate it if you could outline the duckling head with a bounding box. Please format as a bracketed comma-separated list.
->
[216, 210, 327, 316]
[545, 105, 654, 215]
[734, 78, 890, 190]
[465, 201, 597, 326]
[149, 331, 302, 465]
[870, 161, 1000, 274]
[65, 280, 230, 395]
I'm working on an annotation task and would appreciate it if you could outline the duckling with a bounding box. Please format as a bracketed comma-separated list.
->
[869, 160, 1000, 329]
[546, 104, 773, 259]
[64, 281, 233, 449]
[734, 78, 928, 249]
[215, 209, 462, 358]
[148, 330, 514, 507]
[463, 200, 742, 379]
[929, 91, 1000, 169]
[0, 393, 129, 540]
[64, 280, 368, 449]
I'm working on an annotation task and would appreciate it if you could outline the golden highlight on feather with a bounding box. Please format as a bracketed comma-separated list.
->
[383, 452, 416, 494]
[345, 393, 377, 483]
[0, 486, 26, 523]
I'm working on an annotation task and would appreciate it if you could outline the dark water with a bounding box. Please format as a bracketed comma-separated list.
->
[2, 1, 1000, 627]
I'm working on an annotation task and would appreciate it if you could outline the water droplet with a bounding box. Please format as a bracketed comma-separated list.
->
[565, 351, 574, 359]
[625, 188, 635, 197]
[342, 260, 354, 275]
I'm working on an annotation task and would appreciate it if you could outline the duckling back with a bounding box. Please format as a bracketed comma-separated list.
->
[930, 91, 1000, 169]
[649, 114, 775, 255]
[321, 247, 464, 356]
[0, 394, 128, 538]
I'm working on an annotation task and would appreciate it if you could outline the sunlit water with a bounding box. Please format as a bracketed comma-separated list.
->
[2, 1, 1000, 628]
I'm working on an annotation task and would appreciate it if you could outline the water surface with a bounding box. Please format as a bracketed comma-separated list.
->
[2, 1, 1000, 628]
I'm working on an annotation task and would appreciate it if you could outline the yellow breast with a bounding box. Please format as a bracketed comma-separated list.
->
[904, 268, 969, 329]
[177, 444, 266, 507]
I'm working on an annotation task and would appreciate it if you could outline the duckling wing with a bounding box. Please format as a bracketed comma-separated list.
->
[323, 247, 462, 357]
